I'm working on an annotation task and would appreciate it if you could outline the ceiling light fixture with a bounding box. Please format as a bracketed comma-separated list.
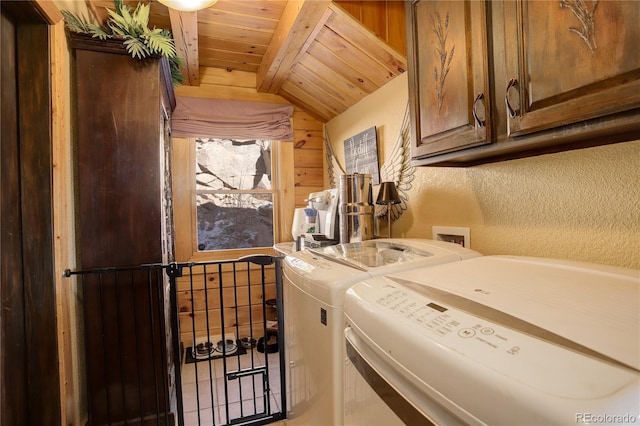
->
[157, 0, 217, 12]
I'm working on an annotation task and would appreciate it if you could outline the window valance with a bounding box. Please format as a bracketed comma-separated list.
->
[172, 96, 294, 141]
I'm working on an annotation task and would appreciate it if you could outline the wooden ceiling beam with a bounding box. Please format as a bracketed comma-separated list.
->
[256, 0, 332, 94]
[168, 9, 200, 86]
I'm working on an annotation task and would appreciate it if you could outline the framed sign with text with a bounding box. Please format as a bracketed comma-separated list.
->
[343, 126, 380, 185]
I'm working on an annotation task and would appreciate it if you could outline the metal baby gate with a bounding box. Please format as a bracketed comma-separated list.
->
[65, 255, 286, 426]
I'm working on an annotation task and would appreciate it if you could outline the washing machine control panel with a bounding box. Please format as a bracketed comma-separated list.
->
[377, 288, 523, 355]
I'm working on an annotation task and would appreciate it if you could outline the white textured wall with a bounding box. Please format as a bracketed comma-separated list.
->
[326, 73, 640, 269]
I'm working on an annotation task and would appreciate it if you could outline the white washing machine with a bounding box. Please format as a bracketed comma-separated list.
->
[343, 256, 640, 425]
[282, 238, 481, 425]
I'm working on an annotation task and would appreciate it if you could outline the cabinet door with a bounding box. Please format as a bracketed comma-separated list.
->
[72, 35, 175, 425]
[407, 0, 491, 159]
[504, 0, 640, 137]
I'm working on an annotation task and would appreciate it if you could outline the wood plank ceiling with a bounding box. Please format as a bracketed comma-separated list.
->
[88, 0, 406, 122]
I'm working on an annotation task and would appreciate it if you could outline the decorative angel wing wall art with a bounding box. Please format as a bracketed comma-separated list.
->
[324, 102, 415, 223]
[375, 104, 415, 222]
[325, 125, 345, 189]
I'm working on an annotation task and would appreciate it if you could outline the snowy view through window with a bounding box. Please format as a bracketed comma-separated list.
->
[195, 138, 274, 251]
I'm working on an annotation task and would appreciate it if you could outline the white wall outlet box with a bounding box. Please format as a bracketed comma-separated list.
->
[432, 226, 470, 248]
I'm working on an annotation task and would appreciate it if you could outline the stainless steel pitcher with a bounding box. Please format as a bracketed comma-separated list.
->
[339, 173, 374, 243]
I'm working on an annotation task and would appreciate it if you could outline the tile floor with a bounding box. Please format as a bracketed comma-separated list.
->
[181, 346, 283, 426]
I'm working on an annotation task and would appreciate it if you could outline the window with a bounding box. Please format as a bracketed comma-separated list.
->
[172, 135, 293, 262]
[195, 138, 274, 251]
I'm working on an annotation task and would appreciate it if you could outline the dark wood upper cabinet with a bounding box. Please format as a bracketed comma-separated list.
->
[72, 33, 175, 269]
[407, 0, 640, 167]
[406, 0, 492, 159]
[504, 0, 640, 137]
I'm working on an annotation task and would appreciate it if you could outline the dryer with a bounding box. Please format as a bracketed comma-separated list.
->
[283, 238, 480, 425]
[343, 256, 640, 425]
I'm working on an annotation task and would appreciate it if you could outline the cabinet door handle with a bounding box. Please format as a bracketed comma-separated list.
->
[472, 93, 486, 127]
[505, 78, 519, 118]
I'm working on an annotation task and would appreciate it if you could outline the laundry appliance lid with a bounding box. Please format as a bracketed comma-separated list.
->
[284, 238, 480, 306]
[386, 255, 640, 371]
[310, 238, 478, 271]
[344, 256, 639, 425]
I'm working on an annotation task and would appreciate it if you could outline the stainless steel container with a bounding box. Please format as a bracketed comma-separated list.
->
[339, 174, 374, 243]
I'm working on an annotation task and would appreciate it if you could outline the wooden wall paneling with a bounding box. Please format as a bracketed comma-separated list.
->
[199, 49, 263, 73]
[294, 149, 325, 169]
[179, 304, 272, 336]
[294, 129, 324, 150]
[198, 66, 257, 88]
[335, 0, 362, 20]
[179, 271, 278, 347]
[292, 107, 325, 208]
[171, 138, 193, 261]
[175, 265, 277, 291]
[293, 106, 326, 132]
[277, 135, 296, 241]
[361, 1, 387, 41]
[177, 284, 277, 313]
[386, 0, 406, 55]
[19, 22, 60, 425]
[293, 128, 324, 189]
[176, 80, 287, 104]
[1, 3, 61, 424]
[295, 168, 324, 188]
[51, 18, 81, 426]
[198, 37, 269, 58]
[1, 11, 28, 426]
[334, 0, 407, 55]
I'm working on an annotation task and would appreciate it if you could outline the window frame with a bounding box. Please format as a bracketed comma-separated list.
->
[173, 137, 293, 262]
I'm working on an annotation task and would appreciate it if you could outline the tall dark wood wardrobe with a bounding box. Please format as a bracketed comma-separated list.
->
[71, 34, 176, 425]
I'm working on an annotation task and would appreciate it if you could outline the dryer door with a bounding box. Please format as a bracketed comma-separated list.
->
[343, 326, 468, 426]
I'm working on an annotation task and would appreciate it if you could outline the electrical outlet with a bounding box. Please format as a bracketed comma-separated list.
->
[432, 226, 470, 248]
